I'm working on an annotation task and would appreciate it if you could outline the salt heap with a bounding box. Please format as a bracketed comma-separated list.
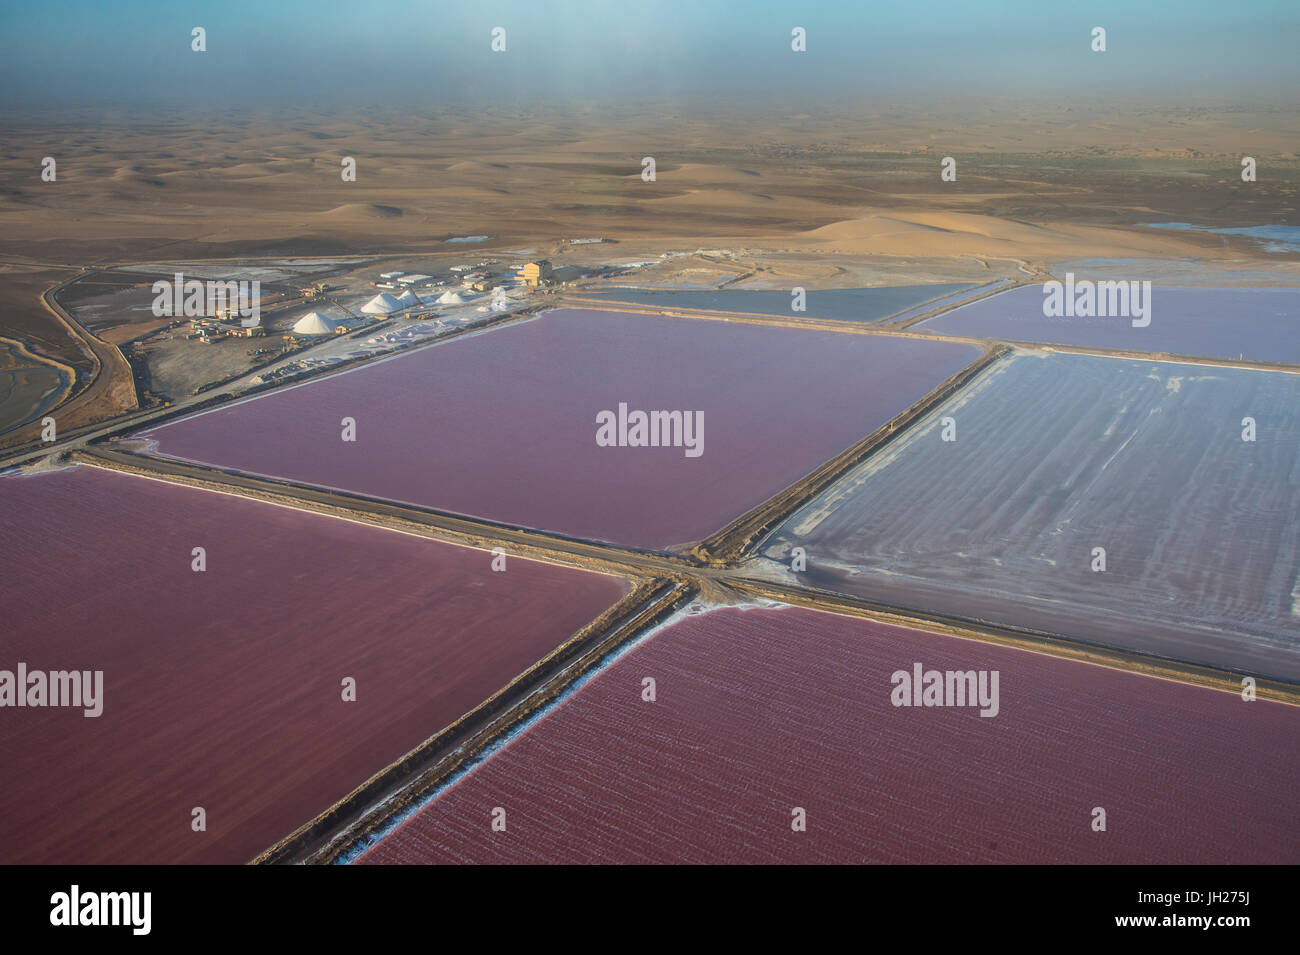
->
[361, 292, 403, 315]
[292, 311, 339, 335]
[436, 290, 469, 305]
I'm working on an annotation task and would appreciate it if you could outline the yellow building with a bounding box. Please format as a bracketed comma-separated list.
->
[522, 260, 553, 287]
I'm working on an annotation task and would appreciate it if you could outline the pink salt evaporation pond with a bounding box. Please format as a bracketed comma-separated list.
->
[139, 308, 982, 550]
[357, 604, 1300, 865]
[0, 465, 628, 863]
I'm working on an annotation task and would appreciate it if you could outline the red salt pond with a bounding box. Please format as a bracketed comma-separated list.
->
[357, 604, 1300, 865]
[0, 466, 628, 864]
[140, 308, 982, 550]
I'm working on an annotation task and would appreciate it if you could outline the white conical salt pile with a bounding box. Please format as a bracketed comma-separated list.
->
[292, 311, 338, 335]
[361, 292, 403, 315]
[395, 290, 421, 307]
[437, 290, 468, 305]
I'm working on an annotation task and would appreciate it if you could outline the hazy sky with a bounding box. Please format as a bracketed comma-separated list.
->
[1, 0, 1297, 110]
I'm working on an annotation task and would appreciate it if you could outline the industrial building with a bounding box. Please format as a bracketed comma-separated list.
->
[522, 261, 554, 287]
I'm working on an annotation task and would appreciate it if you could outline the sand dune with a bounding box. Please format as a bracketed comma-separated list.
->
[654, 163, 769, 185]
[318, 203, 403, 219]
[221, 161, 300, 179]
[109, 168, 165, 187]
[640, 188, 800, 211]
[798, 210, 1220, 262]
[445, 160, 512, 174]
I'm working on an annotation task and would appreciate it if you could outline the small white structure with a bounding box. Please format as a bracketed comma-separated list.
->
[395, 273, 433, 285]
